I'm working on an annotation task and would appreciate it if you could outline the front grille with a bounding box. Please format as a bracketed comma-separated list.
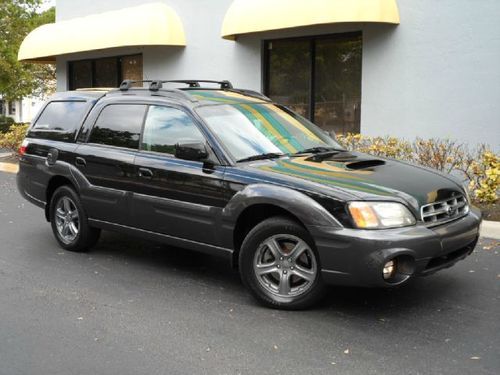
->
[421, 194, 469, 225]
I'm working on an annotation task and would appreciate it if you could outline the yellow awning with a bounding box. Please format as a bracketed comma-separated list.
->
[221, 0, 400, 40]
[18, 2, 186, 63]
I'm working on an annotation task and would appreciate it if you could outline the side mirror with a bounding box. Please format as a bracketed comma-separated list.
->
[174, 141, 209, 161]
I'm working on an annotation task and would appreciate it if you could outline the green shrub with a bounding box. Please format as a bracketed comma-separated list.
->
[0, 115, 15, 133]
[0, 123, 29, 152]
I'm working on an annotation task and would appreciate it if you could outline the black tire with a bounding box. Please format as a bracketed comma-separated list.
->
[239, 216, 325, 310]
[49, 185, 100, 252]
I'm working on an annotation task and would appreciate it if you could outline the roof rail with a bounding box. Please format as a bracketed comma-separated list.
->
[119, 79, 233, 91]
[119, 80, 155, 90]
[161, 80, 233, 89]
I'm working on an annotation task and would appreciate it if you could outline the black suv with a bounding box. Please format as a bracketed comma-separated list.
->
[17, 80, 481, 309]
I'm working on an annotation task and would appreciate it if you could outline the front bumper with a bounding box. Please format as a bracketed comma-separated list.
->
[309, 207, 482, 287]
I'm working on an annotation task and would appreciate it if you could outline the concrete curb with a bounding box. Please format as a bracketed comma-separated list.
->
[0, 152, 13, 159]
[480, 221, 500, 240]
[0, 161, 18, 174]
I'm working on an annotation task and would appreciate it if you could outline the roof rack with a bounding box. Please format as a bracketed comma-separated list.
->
[119, 79, 234, 92]
[117, 79, 270, 102]
[162, 80, 233, 89]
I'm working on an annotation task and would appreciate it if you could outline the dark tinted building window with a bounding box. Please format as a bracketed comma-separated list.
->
[142, 106, 205, 154]
[33, 101, 88, 132]
[89, 104, 146, 149]
[70, 61, 92, 89]
[94, 58, 119, 88]
[265, 32, 362, 135]
[69, 54, 142, 90]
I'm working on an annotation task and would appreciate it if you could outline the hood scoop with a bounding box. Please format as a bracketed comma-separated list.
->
[345, 159, 386, 170]
[306, 151, 357, 162]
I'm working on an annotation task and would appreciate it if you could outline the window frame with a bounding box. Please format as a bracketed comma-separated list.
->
[262, 31, 362, 126]
[32, 100, 87, 132]
[137, 104, 210, 158]
[68, 54, 142, 90]
[86, 103, 148, 151]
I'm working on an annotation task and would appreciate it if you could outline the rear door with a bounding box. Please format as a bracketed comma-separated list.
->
[75, 104, 147, 225]
[131, 105, 227, 245]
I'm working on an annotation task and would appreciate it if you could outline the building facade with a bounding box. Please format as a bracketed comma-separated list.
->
[1, 97, 45, 124]
[19, 0, 500, 148]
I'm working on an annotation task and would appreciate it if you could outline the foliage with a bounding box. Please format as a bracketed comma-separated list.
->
[469, 152, 499, 204]
[0, 115, 15, 133]
[0, 0, 55, 101]
[0, 123, 28, 151]
[336, 133, 499, 204]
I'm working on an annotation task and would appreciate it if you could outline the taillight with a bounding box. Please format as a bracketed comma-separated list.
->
[18, 139, 29, 156]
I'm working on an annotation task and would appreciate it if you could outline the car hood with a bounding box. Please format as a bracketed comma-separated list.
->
[242, 151, 464, 213]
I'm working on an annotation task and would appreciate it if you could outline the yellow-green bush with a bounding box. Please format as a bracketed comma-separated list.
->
[337, 133, 498, 204]
[0, 123, 29, 152]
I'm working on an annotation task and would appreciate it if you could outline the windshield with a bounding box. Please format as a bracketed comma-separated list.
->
[196, 103, 343, 161]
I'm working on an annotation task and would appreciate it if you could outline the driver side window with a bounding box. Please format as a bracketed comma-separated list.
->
[141, 106, 205, 154]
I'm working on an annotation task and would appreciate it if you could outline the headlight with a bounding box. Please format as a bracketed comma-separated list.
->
[348, 201, 416, 229]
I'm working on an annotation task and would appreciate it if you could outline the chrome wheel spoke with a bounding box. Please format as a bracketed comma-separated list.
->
[255, 262, 279, 276]
[61, 222, 70, 236]
[264, 238, 283, 259]
[56, 208, 66, 221]
[289, 240, 308, 262]
[62, 197, 71, 213]
[278, 273, 291, 295]
[68, 222, 78, 236]
[70, 210, 79, 220]
[292, 264, 315, 282]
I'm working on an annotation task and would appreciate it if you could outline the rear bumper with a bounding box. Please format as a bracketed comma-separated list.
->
[309, 207, 482, 287]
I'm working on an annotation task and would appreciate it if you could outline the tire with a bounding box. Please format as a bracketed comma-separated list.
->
[239, 216, 325, 310]
[49, 185, 100, 252]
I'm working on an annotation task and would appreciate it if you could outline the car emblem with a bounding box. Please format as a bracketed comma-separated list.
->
[445, 206, 455, 216]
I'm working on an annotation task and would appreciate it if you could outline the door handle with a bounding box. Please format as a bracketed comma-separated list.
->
[75, 157, 86, 167]
[138, 167, 153, 178]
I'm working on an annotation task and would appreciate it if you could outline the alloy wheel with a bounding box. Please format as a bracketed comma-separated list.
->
[54, 196, 80, 244]
[253, 234, 317, 299]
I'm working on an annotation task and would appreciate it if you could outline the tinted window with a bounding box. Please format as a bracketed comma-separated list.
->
[33, 101, 88, 132]
[142, 106, 205, 154]
[89, 104, 146, 149]
[69, 55, 143, 90]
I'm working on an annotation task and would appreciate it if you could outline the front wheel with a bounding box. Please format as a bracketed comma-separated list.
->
[50, 185, 100, 252]
[239, 216, 325, 309]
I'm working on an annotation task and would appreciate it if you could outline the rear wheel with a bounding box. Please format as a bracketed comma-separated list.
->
[50, 185, 100, 252]
[239, 216, 325, 309]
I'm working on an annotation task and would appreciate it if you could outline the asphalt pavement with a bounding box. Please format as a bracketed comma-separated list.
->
[0, 170, 498, 375]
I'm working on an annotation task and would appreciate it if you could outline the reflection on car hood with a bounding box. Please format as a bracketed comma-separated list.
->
[244, 151, 463, 211]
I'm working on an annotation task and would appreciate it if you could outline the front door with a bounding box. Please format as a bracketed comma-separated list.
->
[131, 105, 227, 245]
[75, 104, 147, 225]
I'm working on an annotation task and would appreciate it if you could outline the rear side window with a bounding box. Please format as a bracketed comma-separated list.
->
[141, 106, 205, 154]
[33, 101, 87, 132]
[89, 104, 146, 149]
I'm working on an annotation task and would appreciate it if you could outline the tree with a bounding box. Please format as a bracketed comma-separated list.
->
[0, 0, 55, 101]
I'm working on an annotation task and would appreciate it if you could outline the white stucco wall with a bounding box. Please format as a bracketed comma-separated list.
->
[55, 0, 500, 148]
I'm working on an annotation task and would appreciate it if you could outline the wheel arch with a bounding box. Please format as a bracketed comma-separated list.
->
[45, 175, 77, 221]
[222, 184, 342, 268]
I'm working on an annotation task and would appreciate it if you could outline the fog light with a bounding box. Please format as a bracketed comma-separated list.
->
[383, 260, 396, 280]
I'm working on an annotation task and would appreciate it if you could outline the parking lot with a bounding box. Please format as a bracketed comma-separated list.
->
[0, 170, 498, 375]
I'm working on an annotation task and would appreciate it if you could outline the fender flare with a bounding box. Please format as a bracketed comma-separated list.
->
[218, 183, 342, 249]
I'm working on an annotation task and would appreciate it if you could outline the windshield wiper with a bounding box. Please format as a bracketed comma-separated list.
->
[293, 146, 346, 155]
[236, 152, 285, 163]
